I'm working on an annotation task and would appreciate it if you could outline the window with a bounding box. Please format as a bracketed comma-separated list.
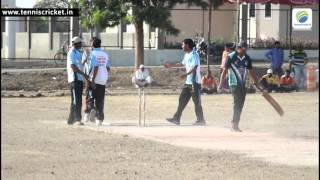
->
[265, 2, 271, 18]
[249, 3, 255, 17]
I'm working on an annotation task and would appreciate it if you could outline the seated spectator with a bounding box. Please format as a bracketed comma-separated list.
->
[259, 69, 280, 92]
[201, 70, 217, 94]
[279, 69, 298, 92]
[132, 64, 152, 88]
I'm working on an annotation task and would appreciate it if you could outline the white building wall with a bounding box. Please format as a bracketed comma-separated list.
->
[256, 3, 281, 40]
[279, 4, 319, 44]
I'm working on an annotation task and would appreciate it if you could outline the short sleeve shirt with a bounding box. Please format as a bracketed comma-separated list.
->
[67, 47, 84, 83]
[224, 51, 252, 86]
[182, 49, 201, 85]
[291, 50, 307, 66]
[84, 53, 98, 81]
[91, 48, 110, 85]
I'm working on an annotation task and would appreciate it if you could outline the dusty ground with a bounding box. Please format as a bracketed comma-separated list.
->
[1, 92, 319, 180]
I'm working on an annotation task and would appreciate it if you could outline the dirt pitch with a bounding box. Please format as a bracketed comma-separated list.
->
[1, 91, 319, 180]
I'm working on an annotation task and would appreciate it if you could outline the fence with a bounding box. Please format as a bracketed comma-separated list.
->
[1, 17, 70, 60]
[1, 4, 319, 60]
[1, 17, 156, 60]
[164, 4, 319, 49]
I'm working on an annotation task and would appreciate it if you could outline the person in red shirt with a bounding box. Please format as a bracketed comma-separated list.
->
[279, 69, 298, 92]
[201, 70, 217, 94]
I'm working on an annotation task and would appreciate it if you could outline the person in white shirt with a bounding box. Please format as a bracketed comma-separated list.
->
[132, 64, 152, 88]
[82, 37, 110, 126]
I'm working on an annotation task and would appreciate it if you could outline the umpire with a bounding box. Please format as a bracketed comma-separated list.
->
[67, 37, 88, 125]
[165, 38, 206, 126]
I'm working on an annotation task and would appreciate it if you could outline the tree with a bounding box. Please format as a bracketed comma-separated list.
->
[78, 0, 210, 68]
[206, 0, 224, 68]
[78, 0, 128, 38]
[33, 0, 70, 32]
[123, 0, 209, 69]
[33, 0, 69, 8]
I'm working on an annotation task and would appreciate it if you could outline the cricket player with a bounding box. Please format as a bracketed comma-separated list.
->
[165, 38, 206, 126]
[218, 41, 259, 132]
[82, 37, 110, 126]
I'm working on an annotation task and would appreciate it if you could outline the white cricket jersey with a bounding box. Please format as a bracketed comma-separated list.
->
[91, 48, 110, 86]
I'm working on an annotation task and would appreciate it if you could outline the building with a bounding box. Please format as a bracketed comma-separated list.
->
[239, 3, 319, 47]
[165, 3, 237, 46]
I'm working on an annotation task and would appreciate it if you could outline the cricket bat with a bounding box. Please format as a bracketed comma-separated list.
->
[255, 85, 284, 117]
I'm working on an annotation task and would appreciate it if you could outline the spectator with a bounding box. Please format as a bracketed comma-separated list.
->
[219, 43, 234, 92]
[201, 70, 217, 94]
[259, 69, 280, 92]
[289, 45, 308, 90]
[279, 69, 298, 92]
[265, 41, 284, 77]
[132, 64, 153, 88]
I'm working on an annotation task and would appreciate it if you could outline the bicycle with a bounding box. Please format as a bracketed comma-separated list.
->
[193, 35, 210, 64]
[194, 35, 222, 66]
[54, 40, 69, 66]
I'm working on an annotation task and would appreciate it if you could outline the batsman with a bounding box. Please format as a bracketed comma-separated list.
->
[218, 41, 260, 132]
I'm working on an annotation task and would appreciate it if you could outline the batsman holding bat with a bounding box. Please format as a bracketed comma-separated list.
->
[218, 41, 260, 132]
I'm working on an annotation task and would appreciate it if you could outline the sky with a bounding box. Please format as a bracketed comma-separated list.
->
[16, 0, 37, 8]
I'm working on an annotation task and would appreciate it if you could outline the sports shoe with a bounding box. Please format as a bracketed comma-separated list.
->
[231, 127, 242, 132]
[67, 118, 73, 125]
[96, 120, 102, 126]
[73, 121, 84, 126]
[166, 118, 180, 125]
[193, 120, 206, 126]
[89, 109, 96, 122]
[231, 122, 242, 132]
[83, 113, 90, 122]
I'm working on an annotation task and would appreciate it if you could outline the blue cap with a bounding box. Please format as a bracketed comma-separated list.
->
[237, 41, 248, 48]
